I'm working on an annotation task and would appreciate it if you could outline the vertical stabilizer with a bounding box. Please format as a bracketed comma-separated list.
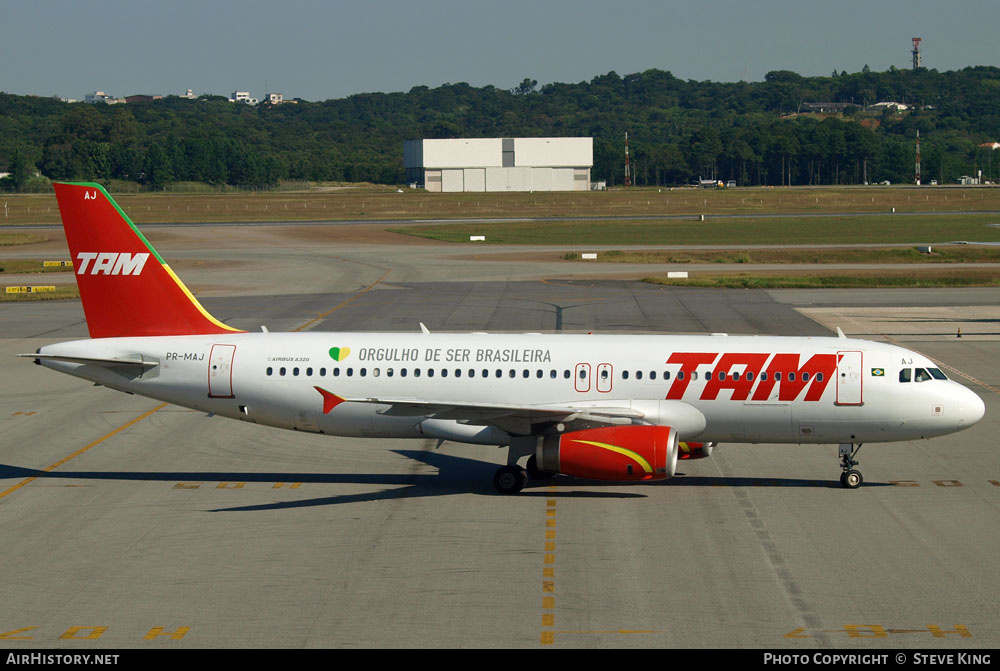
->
[53, 182, 243, 338]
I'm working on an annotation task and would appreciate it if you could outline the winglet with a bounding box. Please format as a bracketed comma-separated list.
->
[52, 182, 244, 338]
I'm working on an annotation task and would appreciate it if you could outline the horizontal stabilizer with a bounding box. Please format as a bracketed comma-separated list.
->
[17, 353, 159, 368]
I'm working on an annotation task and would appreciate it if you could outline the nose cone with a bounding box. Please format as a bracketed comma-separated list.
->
[957, 388, 986, 429]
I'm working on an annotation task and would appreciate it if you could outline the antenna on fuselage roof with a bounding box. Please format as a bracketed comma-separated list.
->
[420, 322, 430, 334]
[837, 327, 846, 338]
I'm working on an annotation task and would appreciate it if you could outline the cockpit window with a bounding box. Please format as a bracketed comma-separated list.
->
[928, 367, 948, 380]
[899, 368, 911, 383]
[914, 368, 932, 382]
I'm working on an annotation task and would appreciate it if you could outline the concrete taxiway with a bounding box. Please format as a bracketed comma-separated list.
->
[1, 225, 999, 648]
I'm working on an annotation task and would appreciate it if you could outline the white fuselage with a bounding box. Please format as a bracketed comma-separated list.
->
[37, 332, 985, 446]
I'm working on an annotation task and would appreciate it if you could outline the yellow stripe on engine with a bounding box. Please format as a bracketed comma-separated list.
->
[570, 440, 654, 474]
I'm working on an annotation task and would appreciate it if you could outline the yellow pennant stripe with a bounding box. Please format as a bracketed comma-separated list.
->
[162, 264, 243, 332]
[570, 440, 653, 474]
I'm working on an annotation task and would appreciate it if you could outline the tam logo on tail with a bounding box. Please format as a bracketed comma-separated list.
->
[76, 252, 150, 276]
[53, 181, 244, 338]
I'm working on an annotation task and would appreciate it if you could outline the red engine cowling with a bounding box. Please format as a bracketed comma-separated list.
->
[537, 425, 678, 481]
[678, 441, 717, 460]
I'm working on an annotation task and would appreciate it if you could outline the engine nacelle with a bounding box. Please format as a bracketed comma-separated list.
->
[678, 441, 717, 460]
[537, 425, 678, 481]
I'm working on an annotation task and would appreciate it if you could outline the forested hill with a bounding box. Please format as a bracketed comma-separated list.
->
[1, 66, 998, 190]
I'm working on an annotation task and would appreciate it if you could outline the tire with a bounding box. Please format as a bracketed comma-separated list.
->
[842, 469, 863, 489]
[493, 465, 527, 494]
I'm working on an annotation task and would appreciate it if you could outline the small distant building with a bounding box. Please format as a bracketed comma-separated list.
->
[124, 94, 163, 103]
[230, 91, 258, 105]
[85, 91, 124, 105]
[979, 142, 1000, 151]
[404, 137, 592, 192]
[871, 101, 909, 112]
[179, 89, 197, 99]
[958, 175, 980, 185]
[801, 102, 859, 114]
[263, 92, 283, 105]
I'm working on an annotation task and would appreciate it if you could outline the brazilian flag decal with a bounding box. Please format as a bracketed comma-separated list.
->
[871, 368, 884, 377]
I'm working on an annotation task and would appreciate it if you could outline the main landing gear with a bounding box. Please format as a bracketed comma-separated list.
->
[493, 465, 528, 494]
[838, 443, 863, 489]
[492, 455, 556, 494]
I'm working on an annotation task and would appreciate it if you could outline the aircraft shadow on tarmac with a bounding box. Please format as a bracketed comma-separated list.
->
[0, 449, 875, 512]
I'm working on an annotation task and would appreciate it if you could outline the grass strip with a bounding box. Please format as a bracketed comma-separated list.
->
[393, 214, 1000, 246]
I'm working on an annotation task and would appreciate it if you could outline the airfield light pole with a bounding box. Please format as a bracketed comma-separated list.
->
[624, 131, 632, 187]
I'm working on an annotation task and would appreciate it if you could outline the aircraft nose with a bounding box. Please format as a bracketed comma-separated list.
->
[958, 388, 986, 429]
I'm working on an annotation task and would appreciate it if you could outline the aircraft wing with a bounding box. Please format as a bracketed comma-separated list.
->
[346, 395, 645, 435]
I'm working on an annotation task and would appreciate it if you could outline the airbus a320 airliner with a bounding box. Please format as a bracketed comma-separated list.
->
[23, 182, 985, 493]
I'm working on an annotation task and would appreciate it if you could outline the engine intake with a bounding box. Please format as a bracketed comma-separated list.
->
[537, 425, 678, 481]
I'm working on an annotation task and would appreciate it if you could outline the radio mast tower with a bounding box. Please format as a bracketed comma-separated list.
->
[912, 37, 922, 70]
[624, 131, 632, 187]
[915, 130, 921, 185]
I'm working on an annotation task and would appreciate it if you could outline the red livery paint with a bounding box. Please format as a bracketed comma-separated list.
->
[665, 351, 838, 403]
[537, 425, 678, 481]
[314, 386, 346, 414]
[53, 182, 241, 338]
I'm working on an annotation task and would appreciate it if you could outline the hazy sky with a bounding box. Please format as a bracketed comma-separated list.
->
[2, 0, 996, 102]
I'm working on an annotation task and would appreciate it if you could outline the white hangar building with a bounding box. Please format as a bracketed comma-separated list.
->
[403, 137, 592, 192]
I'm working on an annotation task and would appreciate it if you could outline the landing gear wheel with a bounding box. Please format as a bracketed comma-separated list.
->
[493, 465, 528, 494]
[838, 443, 864, 489]
[526, 455, 555, 481]
[841, 469, 863, 489]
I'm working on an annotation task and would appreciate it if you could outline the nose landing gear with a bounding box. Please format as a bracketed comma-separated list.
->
[839, 443, 863, 489]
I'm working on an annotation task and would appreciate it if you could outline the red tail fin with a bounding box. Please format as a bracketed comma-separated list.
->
[53, 182, 243, 338]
